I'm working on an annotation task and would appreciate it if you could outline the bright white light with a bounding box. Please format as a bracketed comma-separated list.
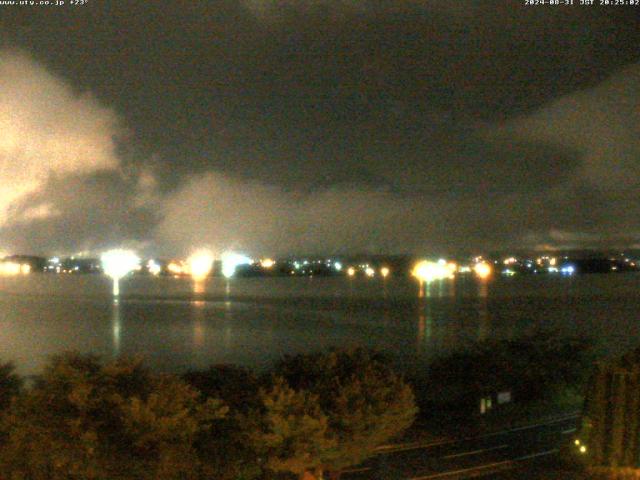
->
[147, 260, 161, 276]
[334, 261, 343, 271]
[365, 267, 375, 277]
[221, 252, 252, 278]
[412, 260, 454, 283]
[102, 250, 140, 280]
[548, 267, 559, 273]
[561, 265, 575, 275]
[101, 249, 140, 296]
[188, 250, 214, 280]
[347, 267, 356, 277]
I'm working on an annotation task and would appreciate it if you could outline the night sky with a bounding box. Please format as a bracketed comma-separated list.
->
[1, 1, 639, 257]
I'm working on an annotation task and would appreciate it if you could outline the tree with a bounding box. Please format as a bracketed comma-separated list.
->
[184, 365, 262, 480]
[0, 361, 22, 410]
[183, 364, 259, 413]
[426, 332, 593, 413]
[265, 348, 417, 479]
[0, 352, 227, 480]
[249, 377, 335, 480]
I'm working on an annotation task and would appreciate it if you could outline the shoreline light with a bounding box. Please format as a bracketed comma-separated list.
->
[473, 262, 492, 280]
[147, 260, 161, 276]
[260, 258, 276, 269]
[221, 252, 252, 278]
[167, 261, 184, 275]
[101, 249, 140, 296]
[412, 260, 454, 284]
[0, 261, 30, 276]
[188, 251, 214, 280]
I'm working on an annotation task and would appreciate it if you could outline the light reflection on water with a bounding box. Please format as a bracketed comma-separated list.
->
[0, 273, 639, 376]
[112, 300, 121, 357]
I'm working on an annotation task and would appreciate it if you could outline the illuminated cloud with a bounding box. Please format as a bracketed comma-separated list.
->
[0, 50, 121, 226]
[154, 171, 452, 257]
[488, 63, 640, 191]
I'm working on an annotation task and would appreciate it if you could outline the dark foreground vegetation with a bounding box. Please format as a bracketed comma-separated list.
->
[0, 333, 615, 480]
[411, 331, 594, 431]
[0, 348, 416, 480]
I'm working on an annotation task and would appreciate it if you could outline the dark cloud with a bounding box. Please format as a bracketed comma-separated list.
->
[0, 3, 639, 255]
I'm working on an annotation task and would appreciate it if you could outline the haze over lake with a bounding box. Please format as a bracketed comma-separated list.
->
[1, 273, 638, 376]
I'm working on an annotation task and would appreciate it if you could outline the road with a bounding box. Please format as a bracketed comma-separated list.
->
[342, 413, 579, 479]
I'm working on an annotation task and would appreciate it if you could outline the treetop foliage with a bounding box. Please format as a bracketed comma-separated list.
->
[0, 348, 417, 480]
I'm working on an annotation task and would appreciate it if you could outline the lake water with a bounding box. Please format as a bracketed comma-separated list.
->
[0, 273, 639, 376]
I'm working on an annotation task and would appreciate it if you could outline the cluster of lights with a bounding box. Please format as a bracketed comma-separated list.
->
[290, 258, 343, 275]
[344, 264, 391, 278]
[574, 438, 587, 454]
[412, 260, 456, 283]
[0, 261, 31, 276]
[260, 258, 276, 269]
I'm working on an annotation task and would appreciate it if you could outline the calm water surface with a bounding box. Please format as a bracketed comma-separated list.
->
[0, 273, 639, 376]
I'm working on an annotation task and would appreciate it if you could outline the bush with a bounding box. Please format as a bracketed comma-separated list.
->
[424, 332, 593, 413]
[251, 348, 417, 479]
[0, 352, 227, 480]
